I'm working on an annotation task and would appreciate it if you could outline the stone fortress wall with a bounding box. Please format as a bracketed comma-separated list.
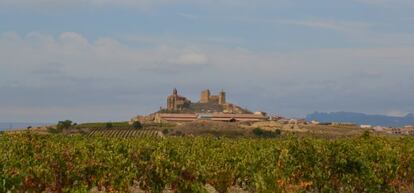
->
[166, 88, 246, 113]
[199, 89, 226, 105]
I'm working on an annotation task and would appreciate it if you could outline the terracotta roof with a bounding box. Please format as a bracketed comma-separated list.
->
[158, 113, 267, 118]
[157, 114, 198, 122]
[156, 113, 267, 122]
[161, 118, 197, 122]
[210, 118, 264, 122]
[207, 114, 267, 118]
[158, 113, 198, 118]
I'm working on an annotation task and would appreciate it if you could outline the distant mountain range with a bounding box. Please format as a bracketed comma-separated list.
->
[306, 112, 414, 127]
[0, 122, 49, 131]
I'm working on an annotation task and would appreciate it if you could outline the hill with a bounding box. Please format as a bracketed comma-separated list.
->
[161, 88, 252, 114]
[306, 112, 414, 127]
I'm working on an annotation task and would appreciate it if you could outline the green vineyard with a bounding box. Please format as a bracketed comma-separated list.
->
[87, 128, 162, 138]
[1, 133, 414, 193]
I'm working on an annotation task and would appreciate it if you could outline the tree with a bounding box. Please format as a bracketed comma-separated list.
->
[162, 128, 170, 135]
[252, 127, 280, 138]
[274, 129, 282, 135]
[132, 121, 142, 130]
[106, 122, 113, 129]
[252, 128, 264, 136]
[57, 120, 73, 132]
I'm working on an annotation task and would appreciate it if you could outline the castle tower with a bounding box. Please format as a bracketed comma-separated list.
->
[167, 88, 178, 110]
[200, 89, 210, 103]
[166, 88, 191, 111]
[219, 90, 226, 105]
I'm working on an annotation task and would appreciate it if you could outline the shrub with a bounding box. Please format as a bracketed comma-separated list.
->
[56, 120, 74, 132]
[252, 128, 280, 138]
[274, 129, 282, 135]
[106, 122, 113, 129]
[132, 121, 143, 130]
[252, 127, 265, 136]
[162, 128, 170, 135]
[175, 130, 184, 136]
[362, 130, 371, 138]
[47, 127, 60, 134]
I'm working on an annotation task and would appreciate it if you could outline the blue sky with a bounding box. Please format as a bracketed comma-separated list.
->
[1, 0, 414, 122]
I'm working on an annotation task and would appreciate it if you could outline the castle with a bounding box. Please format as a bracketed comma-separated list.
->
[200, 89, 226, 105]
[167, 88, 191, 111]
[165, 88, 249, 114]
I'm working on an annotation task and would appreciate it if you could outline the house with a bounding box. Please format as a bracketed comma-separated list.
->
[155, 113, 198, 123]
[155, 113, 268, 123]
[372, 126, 385, 131]
[310, 120, 320, 125]
[206, 113, 268, 122]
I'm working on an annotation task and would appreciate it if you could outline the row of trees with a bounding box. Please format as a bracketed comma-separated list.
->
[55, 120, 143, 133]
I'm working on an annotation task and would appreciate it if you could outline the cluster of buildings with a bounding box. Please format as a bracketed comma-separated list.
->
[164, 88, 249, 114]
[359, 125, 414, 136]
[131, 88, 414, 137]
[155, 88, 269, 123]
[373, 125, 414, 136]
[308, 120, 414, 136]
[155, 113, 268, 123]
[166, 88, 226, 112]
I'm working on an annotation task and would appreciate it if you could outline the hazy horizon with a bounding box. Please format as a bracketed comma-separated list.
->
[0, 122, 51, 131]
[1, 0, 414, 122]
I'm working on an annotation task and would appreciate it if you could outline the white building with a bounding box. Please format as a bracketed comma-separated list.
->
[360, 125, 372, 129]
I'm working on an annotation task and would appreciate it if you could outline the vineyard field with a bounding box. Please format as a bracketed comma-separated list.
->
[76, 122, 131, 129]
[1, 133, 414, 193]
[87, 128, 162, 138]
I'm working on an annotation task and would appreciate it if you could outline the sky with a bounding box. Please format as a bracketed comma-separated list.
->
[1, 0, 414, 123]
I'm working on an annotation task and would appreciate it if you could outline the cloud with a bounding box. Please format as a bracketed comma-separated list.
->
[386, 110, 409, 117]
[177, 13, 199, 20]
[404, 17, 414, 21]
[277, 19, 371, 33]
[1, 31, 414, 121]
[0, 0, 178, 8]
[0, 0, 274, 9]
[354, 0, 414, 6]
[0, 32, 210, 84]
[169, 50, 208, 66]
[225, 17, 373, 35]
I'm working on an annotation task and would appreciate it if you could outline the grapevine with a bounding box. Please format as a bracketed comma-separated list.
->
[0, 133, 413, 192]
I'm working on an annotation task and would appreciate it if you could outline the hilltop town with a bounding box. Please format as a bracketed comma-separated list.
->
[161, 88, 250, 114]
[152, 88, 266, 123]
[4, 88, 414, 138]
[127, 88, 414, 137]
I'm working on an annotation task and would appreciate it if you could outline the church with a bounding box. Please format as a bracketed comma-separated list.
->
[166, 88, 191, 111]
